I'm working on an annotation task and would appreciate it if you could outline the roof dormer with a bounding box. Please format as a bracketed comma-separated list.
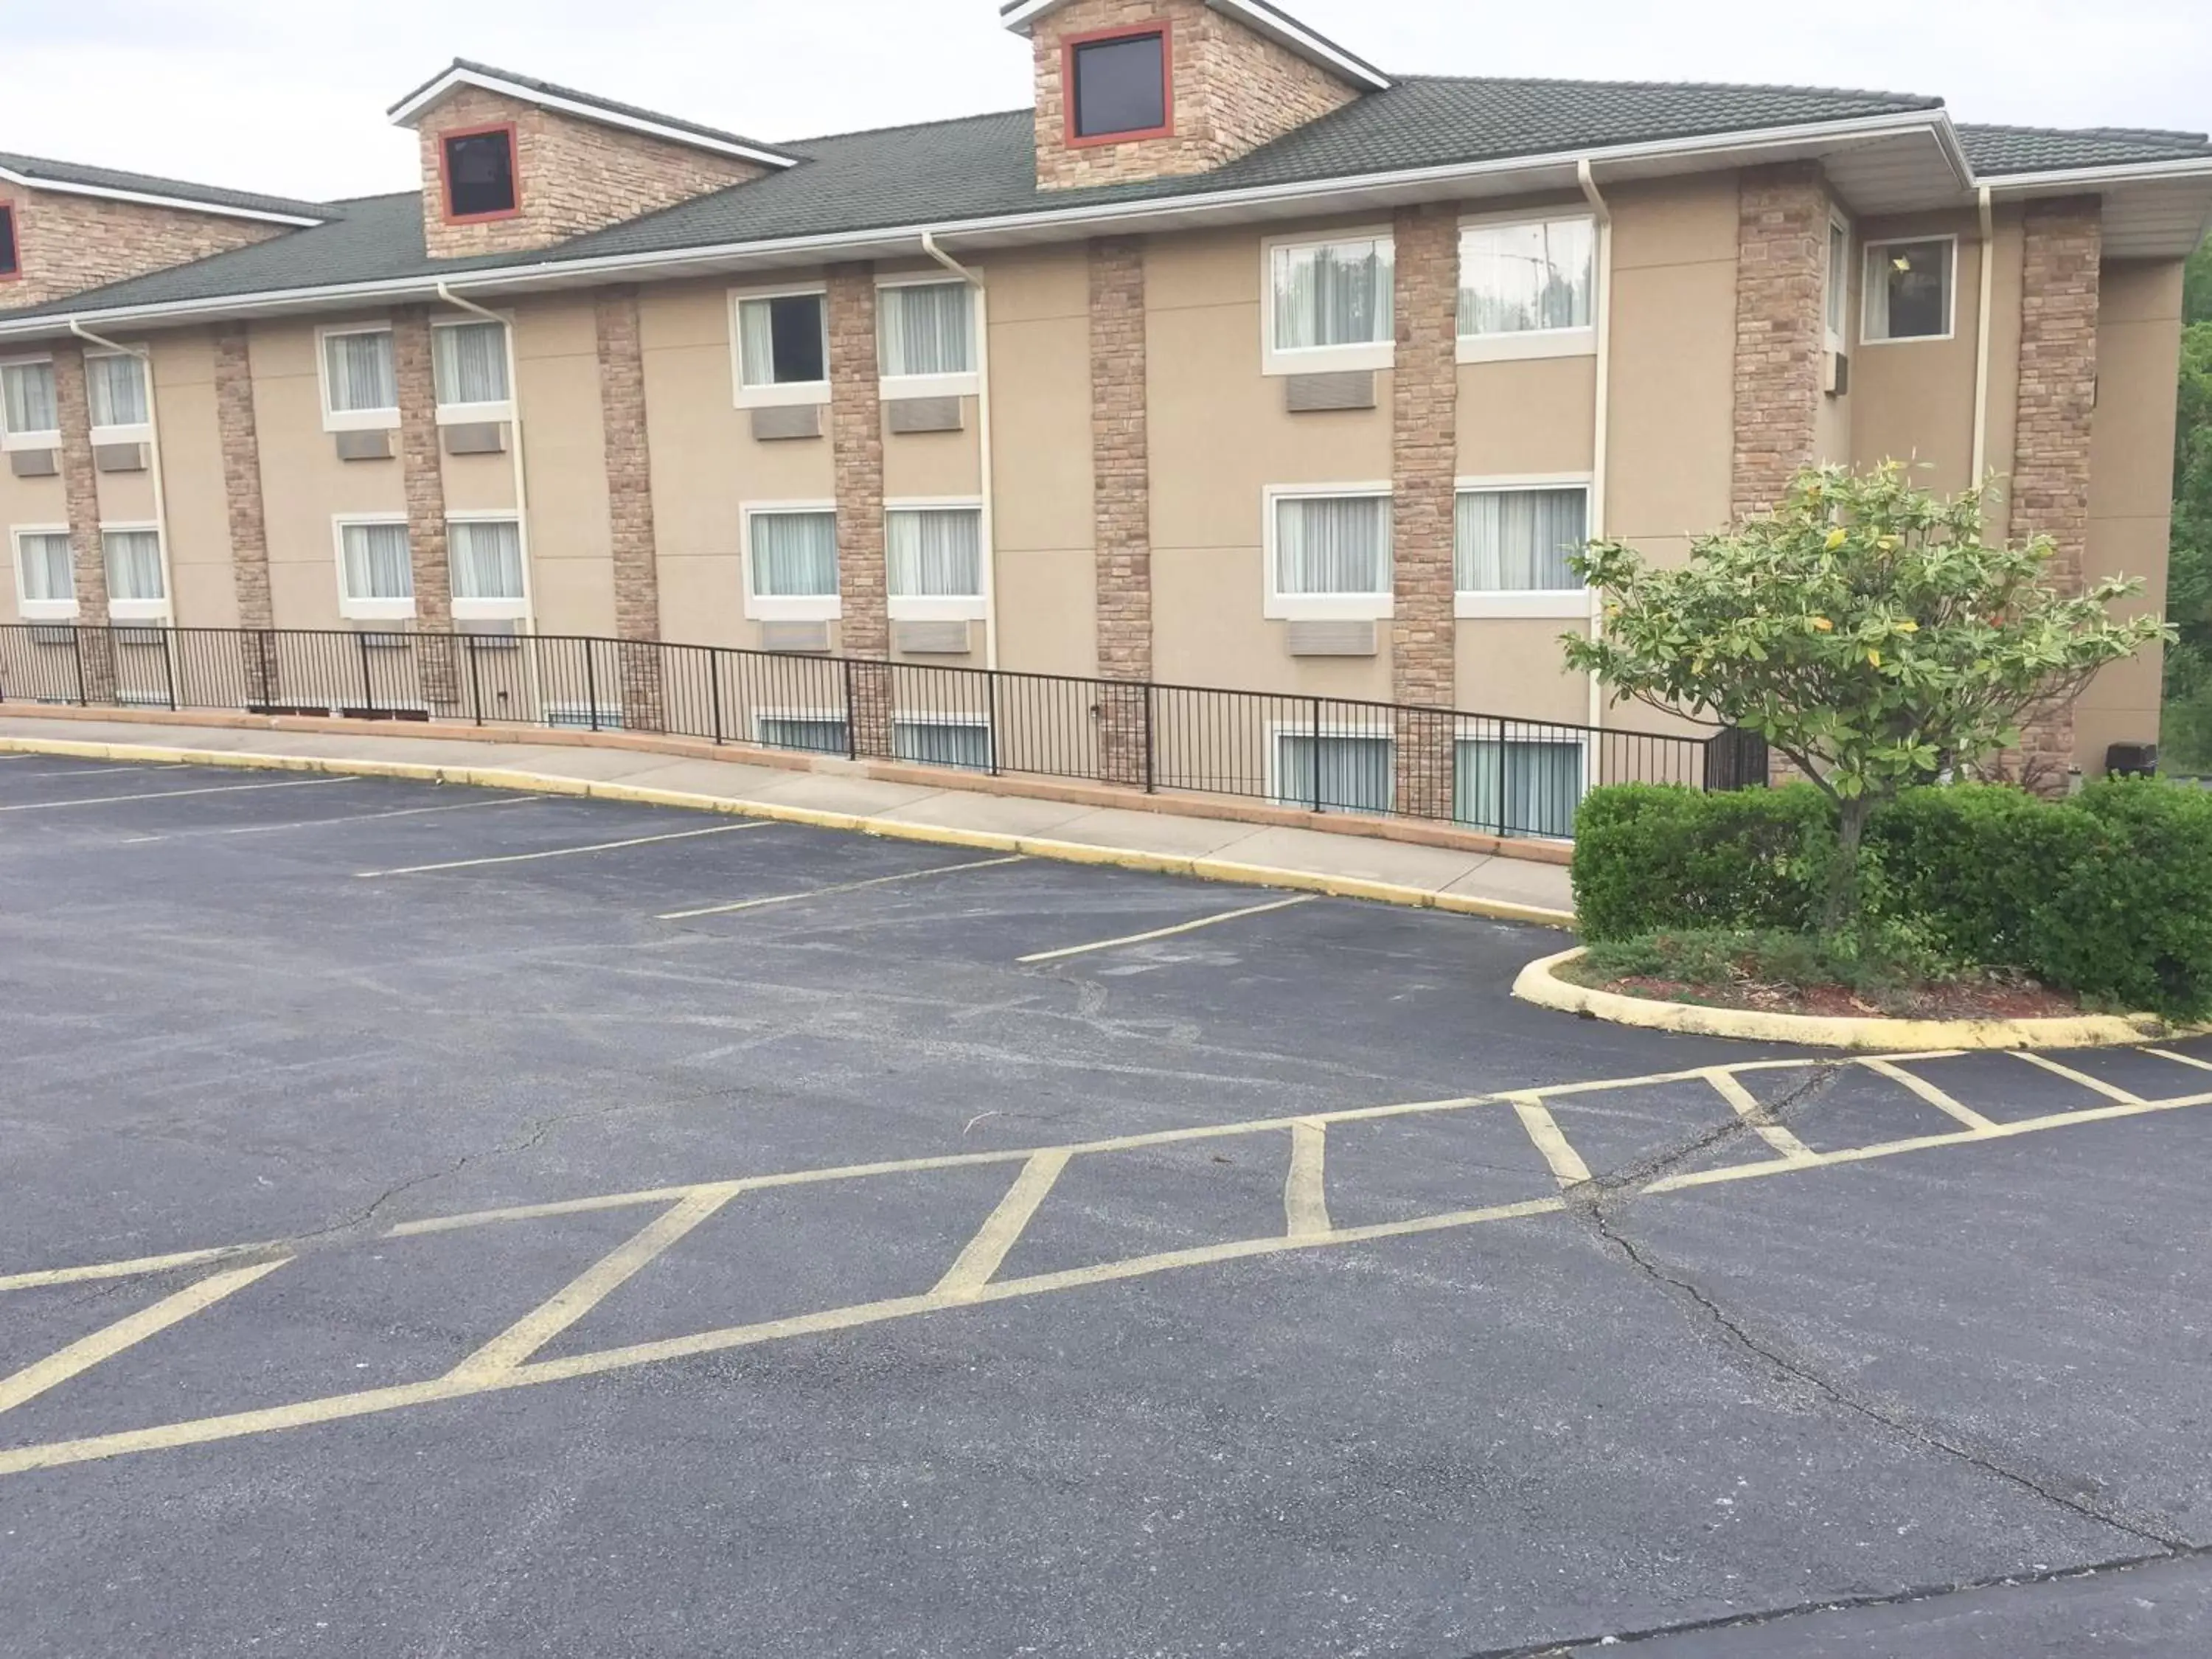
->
[1002, 0, 1387, 190]
[388, 62, 801, 260]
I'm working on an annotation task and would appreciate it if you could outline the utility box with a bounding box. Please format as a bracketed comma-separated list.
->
[2106, 741, 2159, 778]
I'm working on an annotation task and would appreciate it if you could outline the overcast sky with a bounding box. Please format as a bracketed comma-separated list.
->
[4, 0, 2208, 203]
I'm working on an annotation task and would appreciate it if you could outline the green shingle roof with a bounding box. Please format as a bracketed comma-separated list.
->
[0, 152, 333, 222]
[1957, 123, 2212, 175]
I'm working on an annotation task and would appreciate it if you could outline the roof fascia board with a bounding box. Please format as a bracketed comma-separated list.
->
[0, 164, 327, 227]
[386, 69, 799, 169]
[1000, 0, 1391, 90]
[0, 109, 1962, 341]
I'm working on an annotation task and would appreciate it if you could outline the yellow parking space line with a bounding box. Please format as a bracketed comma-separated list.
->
[1017, 894, 1317, 964]
[2011, 1051, 2144, 1104]
[932, 1150, 1071, 1300]
[1510, 1095, 1592, 1186]
[448, 1185, 742, 1382]
[1703, 1068, 1816, 1161]
[0, 1243, 273, 1295]
[0, 1257, 290, 1416]
[355, 819, 770, 878]
[1284, 1120, 1332, 1239]
[1858, 1057, 1997, 1132]
[0, 776, 355, 813]
[658, 853, 1027, 920]
[2148, 1047, 2212, 1074]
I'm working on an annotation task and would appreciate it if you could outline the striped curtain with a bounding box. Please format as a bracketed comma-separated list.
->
[1276, 495, 1389, 595]
[887, 509, 981, 597]
[450, 521, 524, 600]
[433, 321, 509, 406]
[751, 512, 839, 597]
[324, 331, 397, 412]
[341, 522, 412, 601]
[1273, 240, 1394, 349]
[1455, 489, 1587, 592]
[879, 283, 973, 378]
[102, 531, 165, 602]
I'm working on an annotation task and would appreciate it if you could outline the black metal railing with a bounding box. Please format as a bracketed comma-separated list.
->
[0, 624, 1764, 839]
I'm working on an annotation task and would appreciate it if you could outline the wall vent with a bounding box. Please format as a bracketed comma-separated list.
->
[334, 430, 394, 462]
[442, 422, 508, 456]
[1285, 619, 1378, 657]
[759, 621, 832, 653]
[886, 397, 964, 434]
[1285, 372, 1377, 414]
[7, 448, 58, 478]
[894, 619, 971, 655]
[751, 403, 823, 442]
[94, 442, 148, 473]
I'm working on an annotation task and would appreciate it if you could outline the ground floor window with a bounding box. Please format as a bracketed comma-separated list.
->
[1275, 731, 1393, 815]
[757, 714, 849, 755]
[1454, 737, 1583, 838]
[893, 717, 991, 771]
[546, 702, 623, 732]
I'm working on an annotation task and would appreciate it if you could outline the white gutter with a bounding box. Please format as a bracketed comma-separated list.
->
[436, 282, 535, 634]
[920, 232, 999, 671]
[1577, 160, 1612, 734]
[1971, 185, 1994, 484]
[0, 165, 325, 227]
[67, 320, 175, 628]
[1979, 156, 2212, 192]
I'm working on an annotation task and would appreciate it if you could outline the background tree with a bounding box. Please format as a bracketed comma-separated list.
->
[2160, 235, 2212, 767]
[1565, 462, 2171, 929]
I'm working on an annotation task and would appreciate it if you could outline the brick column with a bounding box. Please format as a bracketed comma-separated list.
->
[1390, 203, 1460, 819]
[392, 308, 459, 709]
[829, 262, 891, 757]
[52, 343, 116, 701]
[1091, 237, 1152, 786]
[214, 324, 276, 702]
[2008, 196, 2103, 789]
[1731, 164, 1829, 520]
[594, 285, 665, 730]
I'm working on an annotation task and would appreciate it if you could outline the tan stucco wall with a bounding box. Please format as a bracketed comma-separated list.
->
[506, 296, 607, 637]
[141, 330, 237, 629]
[0, 395, 69, 625]
[1848, 212, 1983, 493]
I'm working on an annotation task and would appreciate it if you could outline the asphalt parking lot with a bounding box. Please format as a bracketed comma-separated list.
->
[5, 750, 2212, 1658]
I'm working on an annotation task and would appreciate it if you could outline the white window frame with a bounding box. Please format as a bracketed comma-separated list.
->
[316, 324, 401, 433]
[1262, 482, 1394, 622]
[1860, 234, 1958, 346]
[1452, 719, 1594, 841]
[891, 712, 993, 771]
[728, 282, 831, 409]
[332, 512, 415, 622]
[1259, 227, 1397, 378]
[1265, 718, 1396, 815]
[10, 524, 76, 621]
[1453, 473, 1593, 619]
[754, 707, 852, 755]
[446, 510, 530, 622]
[1455, 209, 1599, 364]
[876, 273, 980, 400]
[885, 495, 990, 622]
[430, 313, 515, 425]
[741, 500, 841, 623]
[1824, 214, 1852, 355]
[84, 348, 153, 445]
[97, 520, 170, 622]
[0, 353, 60, 451]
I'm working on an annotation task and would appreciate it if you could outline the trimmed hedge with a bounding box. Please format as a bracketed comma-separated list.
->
[1571, 777, 2212, 1019]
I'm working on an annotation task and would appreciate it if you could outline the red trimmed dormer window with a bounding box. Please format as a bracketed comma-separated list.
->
[1065, 25, 1172, 146]
[0, 205, 19, 280]
[441, 125, 519, 223]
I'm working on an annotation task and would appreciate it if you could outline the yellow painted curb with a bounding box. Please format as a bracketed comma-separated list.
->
[0, 738, 1577, 930]
[1513, 946, 2194, 1051]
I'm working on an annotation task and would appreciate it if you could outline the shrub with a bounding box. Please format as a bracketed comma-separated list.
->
[2032, 779, 2212, 1018]
[1865, 784, 2101, 967]
[1571, 783, 1834, 941]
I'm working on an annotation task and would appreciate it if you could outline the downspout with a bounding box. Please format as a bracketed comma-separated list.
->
[1576, 159, 1613, 732]
[435, 282, 535, 633]
[1971, 184, 1994, 484]
[922, 230, 998, 670]
[68, 319, 174, 626]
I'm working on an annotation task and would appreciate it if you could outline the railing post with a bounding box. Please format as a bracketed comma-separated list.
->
[356, 630, 375, 714]
[1142, 684, 1156, 793]
[709, 649, 724, 745]
[986, 669, 1001, 776]
[259, 630, 276, 711]
[161, 628, 178, 712]
[1309, 695, 1323, 813]
[466, 633, 484, 727]
[841, 658, 859, 760]
[584, 644, 600, 732]
[71, 627, 87, 707]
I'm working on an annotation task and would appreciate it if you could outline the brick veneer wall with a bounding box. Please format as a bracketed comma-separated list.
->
[827, 263, 892, 756]
[1390, 204, 1460, 818]
[214, 325, 274, 641]
[1029, 0, 1360, 189]
[392, 310, 453, 638]
[414, 89, 766, 260]
[51, 344, 115, 698]
[1731, 163, 1830, 521]
[1090, 238, 1152, 784]
[0, 188, 284, 312]
[594, 285, 667, 727]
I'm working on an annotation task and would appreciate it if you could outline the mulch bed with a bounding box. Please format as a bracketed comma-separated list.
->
[1584, 973, 2087, 1021]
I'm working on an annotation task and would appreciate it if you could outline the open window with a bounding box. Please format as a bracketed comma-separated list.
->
[441, 125, 519, 222]
[731, 287, 830, 408]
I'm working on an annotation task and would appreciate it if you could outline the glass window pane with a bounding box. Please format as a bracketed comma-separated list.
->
[759, 716, 849, 755]
[1454, 489, 1588, 592]
[324, 331, 397, 413]
[2, 361, 58, 435]
[1458, 219, 1593, 337]
[0, 206, 17, 277]
[893, 720, 991, 771]
[340, 522, 412, 602]
[1276, 733, 1394, 815]
[433, 321, 509, 406]
[750, 511, 839, 597]
[450, 520, 524, 600]
[879, 282, 973, 378]
[445, 130, 516, 218]
[1072, 32, 1166, 138]
[1272, 240, 1394, 350]
[1867, 240, 1951, 340]
[88, 354, 149, 428]
[1275, 495, 1390, 595]
[1455, 739, 1584, 838]
[887, 508, 982, 597]
[18, 532, 73, 604]
[102, 531, 164, 603]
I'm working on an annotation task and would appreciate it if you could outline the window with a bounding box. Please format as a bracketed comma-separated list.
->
[1826, 220, 1851, 346]
[1454, 484, 1590, 616]
[442, 126, 518, 220]
[432, 319, 509, 411]
[894, 718, 991, 771]
[1455, 737, 1584, 839]
[321, 327, 399, 429]
[0, 206, 17, 279]
[336, 518, 414, 619]
[1267, 489, 1391, 619]
[733, 290, 828, 404]
[449, 518, 526, 619]
[1457, 217, 1596, 360]
[744, 507, 839, 620]
[1276, 731, 1393, 815]
[1265, 234, 1394, 372]
[86, 352, 150, 434]
[547, 702, 624, 732]
[1863, 238, 1954, 343]
[1, 358, 58, 445]
[758, 714, 849, 756]
[886, 504, 985, 619]
[13, 529, 73, 618]
[878, 281, 975, 384]
[101, 528, 166, 618]
[1068, 27, 1169, 142]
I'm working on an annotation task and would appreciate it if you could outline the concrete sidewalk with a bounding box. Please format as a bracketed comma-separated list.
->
[0, 716, 1577, 925]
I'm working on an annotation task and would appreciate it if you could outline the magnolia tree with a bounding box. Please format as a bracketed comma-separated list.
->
[1563, 462, 2171, 929]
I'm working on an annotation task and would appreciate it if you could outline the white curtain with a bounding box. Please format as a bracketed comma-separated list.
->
[880, 283, 973, 378]
[1273, 240, 1393, 349]
[894, 720, 991, 770]
[1276, 495, 1389, 595]
[325, 330, 397, 413]
[1865, 240, 1949, 340]
[433, 321, 509, 406]
[1455, 489, 1587, 592]
[2, 361, 58, 435]
[341, 522, 412, 601]
[87, 355, 150, 428]
[887, 508, 981, 597]
[751, 511, 838, 597]
[737, 299, 779, 387]
[1456, 740, 1584, 838]
[1276, 734, 1393, 815]
[102, 531, 164, 602]
[759, 717, 849, 755]
[450, 520, 524, 600]
[18, 532, 73, 603]
[1458, 219, 1593, 336]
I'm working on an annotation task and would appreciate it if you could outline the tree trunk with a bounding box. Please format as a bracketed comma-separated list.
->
[1822, 798, 1872, 934]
